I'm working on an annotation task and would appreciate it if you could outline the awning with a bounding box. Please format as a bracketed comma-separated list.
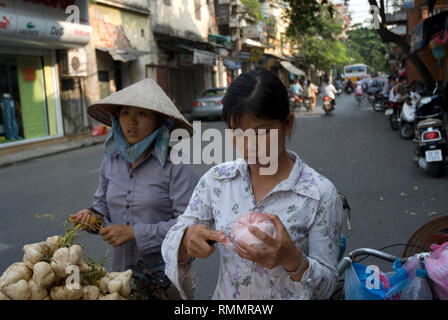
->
[97, 47, 153, 63]
[242, 38, 266, 48]
[223, 57, 242, 70]
[280, 61, 305, 77]
[193, 49, 216, 66]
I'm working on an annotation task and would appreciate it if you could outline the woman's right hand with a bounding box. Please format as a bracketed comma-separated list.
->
[70, 209, 102, 231]
[178, 225, 228, 262]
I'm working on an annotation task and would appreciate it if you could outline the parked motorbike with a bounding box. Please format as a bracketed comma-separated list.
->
[335, 82, 343, 96]
[367, 87, 381, 106]
[399, 91, 421, 140]
[384, 100, 402, 131]
[413, 82, 448, 177]
[344, 84, 353, 94]
[323, 96, 335, 115]
[372, 92, 389, 112]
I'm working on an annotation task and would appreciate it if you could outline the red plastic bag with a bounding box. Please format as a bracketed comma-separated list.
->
[425, 241, 448, 300]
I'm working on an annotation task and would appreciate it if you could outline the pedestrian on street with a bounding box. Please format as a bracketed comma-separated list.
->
[162, 70, 344, 300]
[308, 80, 318, 109]
[70, 78, 198, 299]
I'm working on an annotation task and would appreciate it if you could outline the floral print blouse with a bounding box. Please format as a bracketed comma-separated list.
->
[161, 150, 344, 300]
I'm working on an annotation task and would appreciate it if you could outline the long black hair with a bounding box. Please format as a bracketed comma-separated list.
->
[222, 70, 290, 128]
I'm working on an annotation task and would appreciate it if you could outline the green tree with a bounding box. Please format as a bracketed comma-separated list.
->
[346, 26, 391, 74]
[284, 1, 349, 72]
[241, 0, 265, 22]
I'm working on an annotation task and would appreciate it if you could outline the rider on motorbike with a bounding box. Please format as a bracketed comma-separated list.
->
[291, 78, 303, 100]
[324, 78, 337, 110]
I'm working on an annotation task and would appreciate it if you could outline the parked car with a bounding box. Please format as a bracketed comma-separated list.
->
[187, 87, 227, 121]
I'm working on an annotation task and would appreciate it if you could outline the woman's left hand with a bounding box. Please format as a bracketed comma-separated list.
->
[100, 225, 135, 247]
[234, 214, 304, 272]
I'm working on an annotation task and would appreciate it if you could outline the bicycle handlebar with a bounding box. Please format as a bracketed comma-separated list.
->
[337, 248, 409, 276]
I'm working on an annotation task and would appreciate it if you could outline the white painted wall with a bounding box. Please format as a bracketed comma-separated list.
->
[150, 0, 214, 41]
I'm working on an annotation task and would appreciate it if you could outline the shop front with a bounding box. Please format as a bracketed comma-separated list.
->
[0, 0, 92, 147]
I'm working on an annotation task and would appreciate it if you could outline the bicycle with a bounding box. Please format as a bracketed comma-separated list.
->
[330, 197, 448, 300]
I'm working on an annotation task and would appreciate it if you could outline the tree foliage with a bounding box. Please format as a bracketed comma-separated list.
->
[241, 0, 265, 22]
[346, 25, 391, 74]
[284, 1, 348, 71]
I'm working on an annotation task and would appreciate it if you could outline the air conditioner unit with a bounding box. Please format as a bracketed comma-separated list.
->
[61, 48, 87, 77]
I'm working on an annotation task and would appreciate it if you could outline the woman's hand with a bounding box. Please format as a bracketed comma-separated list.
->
[178, 225, 228, 262]
[234, 214, 305, 272]
[100, 225, 135, 247]
[70, 209, 103, 232]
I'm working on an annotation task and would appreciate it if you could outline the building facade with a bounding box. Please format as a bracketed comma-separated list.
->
[0, 0, 92, 148]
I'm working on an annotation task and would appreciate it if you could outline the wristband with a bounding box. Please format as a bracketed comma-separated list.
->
[285, 255, 308, 276]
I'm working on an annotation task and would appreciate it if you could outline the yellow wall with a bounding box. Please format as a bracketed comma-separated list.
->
[43, 56, 57, 136]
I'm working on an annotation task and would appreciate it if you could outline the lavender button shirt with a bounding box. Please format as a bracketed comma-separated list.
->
[92, 149, 198, 272]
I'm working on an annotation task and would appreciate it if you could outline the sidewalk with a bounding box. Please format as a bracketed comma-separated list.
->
[0, 134, 107, 168]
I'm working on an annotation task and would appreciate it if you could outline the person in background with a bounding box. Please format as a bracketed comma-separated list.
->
[323, 78, 338, 109]
[291, 79, 303, 100]
[308, 80, 318, 109]
[70, 79, 198, 300]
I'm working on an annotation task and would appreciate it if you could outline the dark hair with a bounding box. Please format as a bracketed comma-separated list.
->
[222, 70, 290, 128]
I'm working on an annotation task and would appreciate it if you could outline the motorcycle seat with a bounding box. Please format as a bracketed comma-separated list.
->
[416, 118, 444, 129]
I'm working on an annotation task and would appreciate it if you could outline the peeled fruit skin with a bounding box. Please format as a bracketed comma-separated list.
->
[50, 285, 83, 300]
[231, 212, 277, 247]
[33, 262, 57, 287]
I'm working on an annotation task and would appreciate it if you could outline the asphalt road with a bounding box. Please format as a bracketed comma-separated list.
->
[0, 93, 447, 299]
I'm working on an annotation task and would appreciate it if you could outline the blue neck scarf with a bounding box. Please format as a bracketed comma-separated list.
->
[103, 115, 173, 166]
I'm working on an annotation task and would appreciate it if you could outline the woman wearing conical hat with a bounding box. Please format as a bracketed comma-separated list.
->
[69, 79, 198, 299]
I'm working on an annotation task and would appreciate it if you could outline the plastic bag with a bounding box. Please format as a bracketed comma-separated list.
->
[425, 241, 448, 300]
[344, 259, 408, 300]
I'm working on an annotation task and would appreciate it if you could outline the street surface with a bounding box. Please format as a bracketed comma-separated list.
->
[0, 93, 447, 299]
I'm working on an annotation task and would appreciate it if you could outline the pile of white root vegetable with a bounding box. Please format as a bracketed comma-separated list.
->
[0, 224, 133, 300]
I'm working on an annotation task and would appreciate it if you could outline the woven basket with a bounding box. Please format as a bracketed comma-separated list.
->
[402, 214, 448, 257]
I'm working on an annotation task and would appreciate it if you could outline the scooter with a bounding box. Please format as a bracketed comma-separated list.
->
[289, 91, 301, 112]
[302, 96, 313, 112]
[323, 96, 335, 115]
[367, 87, 381, 106]
[372, 91, 388, 112]
[384, 101, 402, 131]
[413, 82, 448, 177]
[399, 91, 421, 140]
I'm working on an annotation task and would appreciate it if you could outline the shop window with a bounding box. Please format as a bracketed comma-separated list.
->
[0, 57, 24, 143]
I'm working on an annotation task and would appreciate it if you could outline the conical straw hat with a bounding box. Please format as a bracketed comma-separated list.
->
[87, 78, 193, 136]
[402, 214, 448, 257]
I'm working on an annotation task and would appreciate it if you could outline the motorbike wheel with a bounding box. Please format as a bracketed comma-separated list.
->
[400, 124, 414, 140]
[389, 112, 399, 131]
[427, 162, 445, 177]
[372, 100, 383, 112]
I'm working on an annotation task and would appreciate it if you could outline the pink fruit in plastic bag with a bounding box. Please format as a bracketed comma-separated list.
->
[231, 212, 276, 247]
